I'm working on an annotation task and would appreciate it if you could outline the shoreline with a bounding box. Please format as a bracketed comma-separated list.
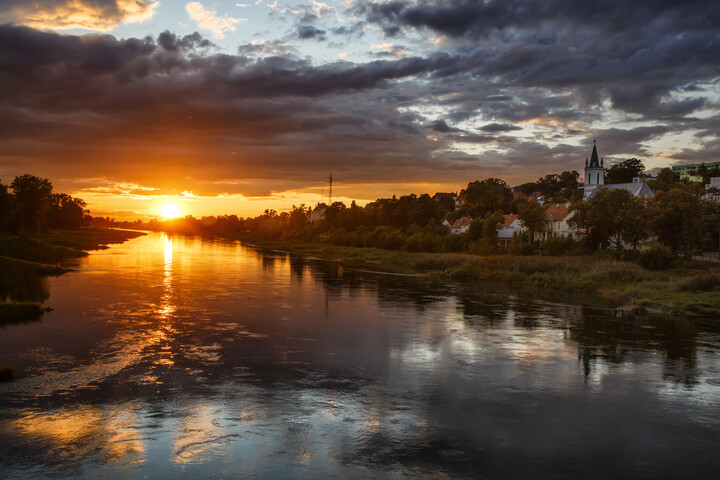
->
[0, 228, 146, 321]
[0, 228, 146, 381]
[228, 234, 720, 319]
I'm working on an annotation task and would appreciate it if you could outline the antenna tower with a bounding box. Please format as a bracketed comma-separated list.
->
[328, 173, 333, 205]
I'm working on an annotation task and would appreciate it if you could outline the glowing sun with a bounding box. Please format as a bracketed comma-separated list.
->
[161, 203, 181, 219]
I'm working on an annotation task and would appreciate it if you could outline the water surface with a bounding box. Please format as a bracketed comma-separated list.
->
[1, 232, 719, 478]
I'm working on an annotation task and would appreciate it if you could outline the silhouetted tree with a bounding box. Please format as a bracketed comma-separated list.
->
[47, 193, 87, 229]
[605, 158, 644, 184]
[518, 199, 547, 244]
[0, 179, 11, 232]
[10, 174, 53, 234]
[460, 178, 512, 217]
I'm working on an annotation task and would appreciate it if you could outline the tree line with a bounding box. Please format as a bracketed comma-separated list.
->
[0, 175, 89, 234]
[101, 162, 720, 261]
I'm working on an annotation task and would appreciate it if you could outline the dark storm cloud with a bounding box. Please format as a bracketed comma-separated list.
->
[0, 25, 481, 194]
[427, 120, 461, 133]
[1, 0, 720, 201]
[580, 127, 674, 160]
[355, 0, 719, 40]
[295, 25, 327, 41]
[352, 0, 720, 117]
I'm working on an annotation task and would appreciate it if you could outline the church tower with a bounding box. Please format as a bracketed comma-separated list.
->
[583, 140, 604, 199]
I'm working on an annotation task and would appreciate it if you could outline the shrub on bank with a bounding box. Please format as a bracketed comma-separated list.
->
[637, 245, 676, 271]
[678, 273, 720, 292]
[541, 236, 576, 256]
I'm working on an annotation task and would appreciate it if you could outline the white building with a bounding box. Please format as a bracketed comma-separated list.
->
[498, 214, 526, 246]
[583, 140, 604, 199]
[451, 217, 472, 234]
[583, 141, 654, 199]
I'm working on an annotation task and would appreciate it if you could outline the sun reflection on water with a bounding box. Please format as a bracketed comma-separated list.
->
[154, 234, 176, 367]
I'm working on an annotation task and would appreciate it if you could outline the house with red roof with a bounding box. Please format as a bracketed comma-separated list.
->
[497, 214, 526, 246]
[535, 204, 583, 241]
[451, 216, 473, 234]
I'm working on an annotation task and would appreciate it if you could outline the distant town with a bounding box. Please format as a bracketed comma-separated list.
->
[84, 142, 720, 266]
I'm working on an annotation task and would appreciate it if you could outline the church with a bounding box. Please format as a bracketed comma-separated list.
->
[582, 141, 654, 200]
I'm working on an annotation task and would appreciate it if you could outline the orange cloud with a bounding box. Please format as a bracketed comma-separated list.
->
[5, 0, 158, 32]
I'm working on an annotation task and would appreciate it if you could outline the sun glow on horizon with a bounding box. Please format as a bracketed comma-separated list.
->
[161, 203, 181, 219]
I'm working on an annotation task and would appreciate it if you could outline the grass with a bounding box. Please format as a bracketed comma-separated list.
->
[234, 234, 720, 318]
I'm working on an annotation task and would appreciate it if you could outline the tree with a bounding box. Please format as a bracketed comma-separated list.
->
[650, 185, 704, 253]
[0, 179, 11, 232]
[605, 158, 644, 184]
[47, 193, 88, 229]
[10, 174, 53, 234]
[460, 178, 513, 217]
[569, 189, 648, 257]
[648, 168, 680, 192]
[517, 199, 547, 244]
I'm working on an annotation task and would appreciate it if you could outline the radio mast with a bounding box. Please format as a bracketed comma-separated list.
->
[328, 173, 333, 205]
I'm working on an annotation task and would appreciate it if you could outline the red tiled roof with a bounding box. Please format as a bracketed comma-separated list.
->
[451, 216, 473, 228]
[545, 205, 569, 221]
[512, 191, 527, 199]
[502, 214, 518, 226]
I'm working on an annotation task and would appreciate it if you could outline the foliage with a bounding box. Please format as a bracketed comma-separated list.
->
[647, 168, 680, 192]
[459, 178, 512, 217]
[636, 245, 675, 271]
[569, 189, 648, 256]
[605, 158, 644, 184]
[10, 174, 53, 234]
[1, 175, 89, 235]
[517, 199, 546, 242]
[677, 273, 720, 292]
[516, 171, 582, 203]
[649, 185, 704, 252]
[542, 235, 576, 256]
[0, 180, 11, 232]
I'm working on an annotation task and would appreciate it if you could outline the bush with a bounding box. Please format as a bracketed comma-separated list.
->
[519, 242, 534, 256]
[637, 245, 676, 271]
[404, 232, 443, 253]
[678, 273, 720, 292]
[542, 236, 576, 256]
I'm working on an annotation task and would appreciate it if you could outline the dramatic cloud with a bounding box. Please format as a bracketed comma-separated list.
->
[186, 2, 245, 39]
[0, 0, 158, 31]
[0, 0, 719, 215]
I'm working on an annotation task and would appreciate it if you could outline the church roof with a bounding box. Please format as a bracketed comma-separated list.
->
[588, 142, 601, 168]
[588, 182, 654, 198]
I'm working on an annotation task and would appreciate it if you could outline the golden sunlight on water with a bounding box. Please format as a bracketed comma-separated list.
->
[1, 232, 719, 478]
[12, 404, 145, 465]
[154, 234, 176, 367]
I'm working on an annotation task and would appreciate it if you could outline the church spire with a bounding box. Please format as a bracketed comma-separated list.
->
[589, 139, 600, 168]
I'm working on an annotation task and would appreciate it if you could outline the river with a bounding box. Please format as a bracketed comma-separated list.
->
[1, 231, 719, 478]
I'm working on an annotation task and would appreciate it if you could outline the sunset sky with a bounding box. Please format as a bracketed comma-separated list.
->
[1, 0, 718, 219]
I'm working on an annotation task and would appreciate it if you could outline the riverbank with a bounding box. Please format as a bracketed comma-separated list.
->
[231, 235, 720, 317]
[0, 228, 146, 324]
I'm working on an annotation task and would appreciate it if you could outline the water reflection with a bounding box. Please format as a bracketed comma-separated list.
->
[0, 232, 719, 479]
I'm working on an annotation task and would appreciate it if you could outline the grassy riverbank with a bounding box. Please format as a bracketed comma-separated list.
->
[0, 229, 146, 327]
[234, 235, 720, 317]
